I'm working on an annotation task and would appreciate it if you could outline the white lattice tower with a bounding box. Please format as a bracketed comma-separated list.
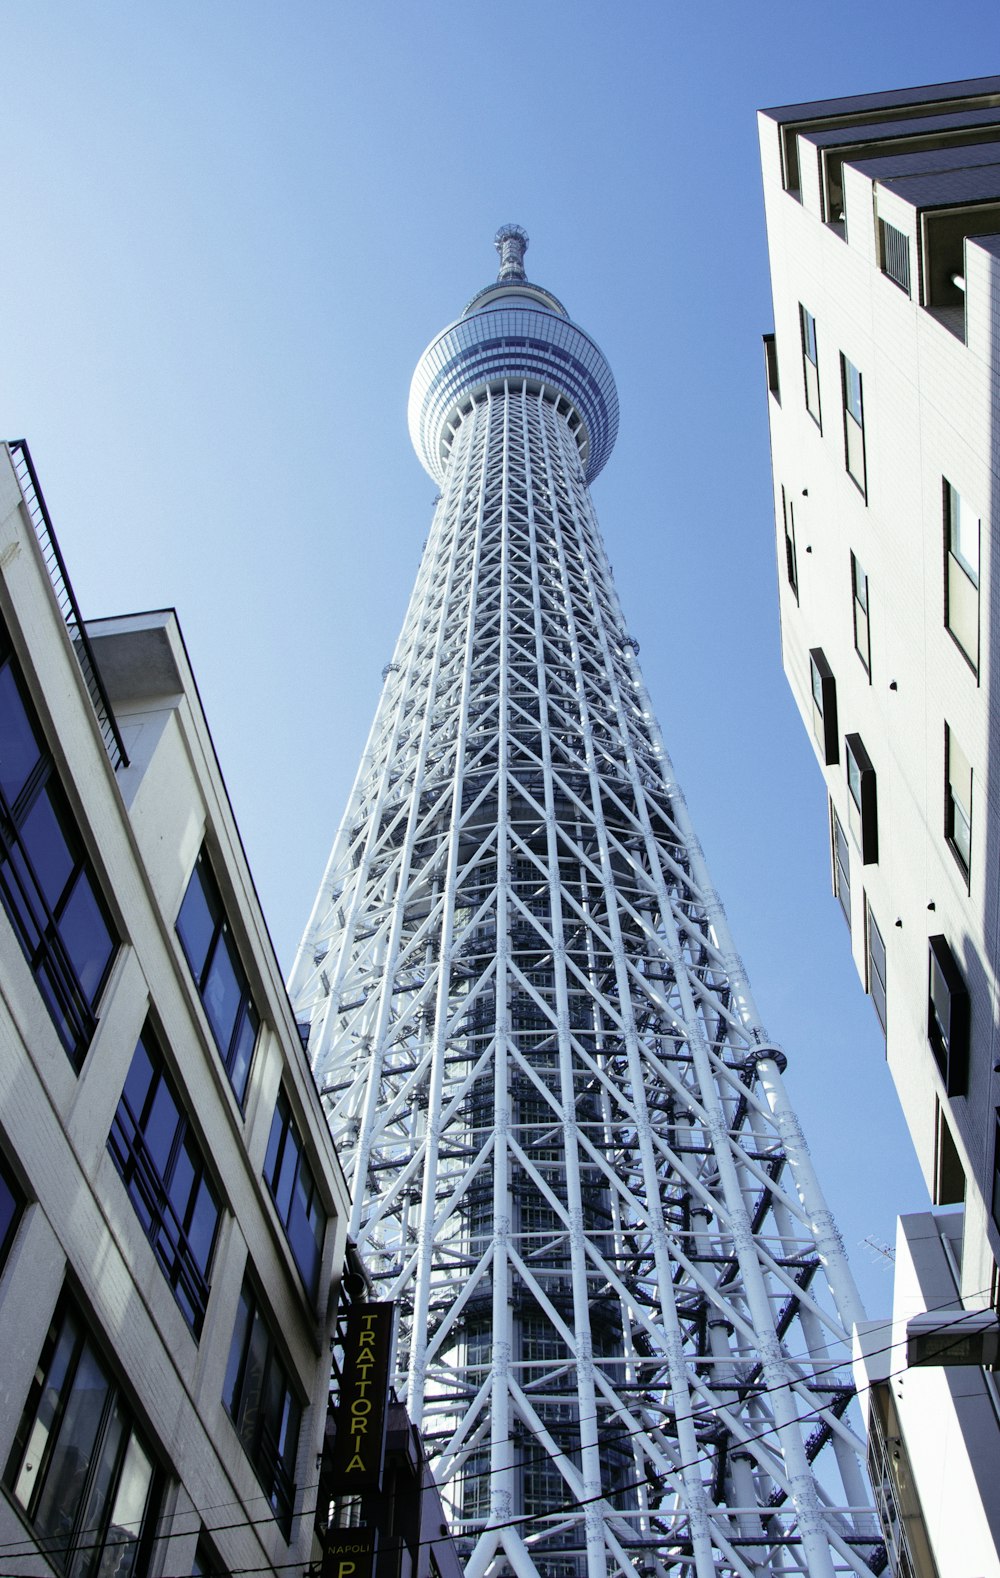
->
[290, 229, 885, 1578]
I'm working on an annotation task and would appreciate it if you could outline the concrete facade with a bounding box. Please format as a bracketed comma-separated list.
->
[759, 78, 1000, 1574]
[0, 440, 351, 1577]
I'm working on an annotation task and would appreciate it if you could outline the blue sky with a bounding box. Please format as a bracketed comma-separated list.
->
[5, 1, 998, 1312]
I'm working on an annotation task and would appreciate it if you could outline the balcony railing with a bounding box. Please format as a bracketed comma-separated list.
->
[7, 439, 128, 770]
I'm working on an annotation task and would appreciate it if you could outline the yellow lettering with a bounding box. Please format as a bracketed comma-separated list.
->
[336, 1558, 357, 1575]
[351, 1398, 372, 1416]
[345, 1452, 366, 1472]
[351, 1417, 368, 1435]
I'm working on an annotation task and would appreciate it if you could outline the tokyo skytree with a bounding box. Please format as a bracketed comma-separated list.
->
[290, 228, 884, 1578]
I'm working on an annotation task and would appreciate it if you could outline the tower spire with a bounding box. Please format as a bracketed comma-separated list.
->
[293, 238, 884, 1578]
[495, 222, 528, 281]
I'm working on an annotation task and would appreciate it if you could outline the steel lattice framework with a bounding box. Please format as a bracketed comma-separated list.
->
[290, 230, 885, 1578]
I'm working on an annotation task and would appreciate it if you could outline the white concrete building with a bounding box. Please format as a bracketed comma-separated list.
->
[759, 78, 1000, 1573]
[0, 439, 351, 1577]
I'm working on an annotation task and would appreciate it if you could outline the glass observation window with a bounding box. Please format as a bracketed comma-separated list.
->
[4, 1297, 161, 1578]
[0, 623, 117, 1067]
[223, 1278, 301, 1537]
[108, 1025, 222, 1335]
[263, 1087, 327, 1299]
[176, 848, 259, 1106]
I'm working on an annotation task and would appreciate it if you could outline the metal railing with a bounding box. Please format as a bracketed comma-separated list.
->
[6, 439, 129, 770]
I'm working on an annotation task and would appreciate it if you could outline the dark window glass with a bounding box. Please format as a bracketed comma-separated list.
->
[845, 733, 879, 865]
[192, 1532, 229, 1576]
[223, 1279, 301, 1537]
[867, 903, 887, 1036]
[264, 1089, 327, 1299]
[809, 649, 839, 766]
[944, 480, 980, 672]
[0, 627, 118, 1068]
[841, 354, 867, 497]
[0, 1149, 25, 1274]
[782, 488, 799, 602]
[4, 1298, 161, 1578]
[992, 1114, 1000, 1231]
[832, 805, 851, 929]
[945, 724, 973, 881]
[108, 1027, 222, 1336]
[928, 935, 970, 1097]
[799, 305, 821, 426]
[176, 850, 259, 1105]
[851, 553, 871, 675]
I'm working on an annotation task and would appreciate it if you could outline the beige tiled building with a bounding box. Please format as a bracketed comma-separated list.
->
[759, 78, 1000, 1573]
[0, 440, 351, 1577]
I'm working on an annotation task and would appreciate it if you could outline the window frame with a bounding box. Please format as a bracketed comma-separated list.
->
[944, 723, 973, 885]
[851, 551, 871, 676]
[176, 848, 260, 1107]
[944, 480, 980, 673]
[223, 1276, 302, 1538]
[841, 354, 867, 497]
[4, 1294, 163, 1578]
[831, 803, 851, 930]
[799, 304, 822, 427]
[0, 1146, 25, 1277]
[927, 934, 970, 1097]
[263, 1086, 327, 1300]
[108, 1024, 223, 1337]
[866, 900, 887, 1036]
[782, 487, 799, 602]
[845, 733, 879, 865]
[0, 625, 118, 1068]
[809, 648, 839, 766]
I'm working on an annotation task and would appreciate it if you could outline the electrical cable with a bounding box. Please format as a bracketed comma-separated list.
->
[2, 1292, 994, 1577]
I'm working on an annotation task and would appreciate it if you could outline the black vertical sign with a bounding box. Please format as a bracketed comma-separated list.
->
[321, 1527, 377, 1578]
[329, 1302, 394, 1493]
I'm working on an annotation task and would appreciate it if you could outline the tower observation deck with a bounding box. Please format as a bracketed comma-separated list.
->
[291, 228, 884, 1577]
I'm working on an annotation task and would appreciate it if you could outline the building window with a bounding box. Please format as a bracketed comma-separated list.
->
[944, 481, 979, 671]
[992, 1113, 1000, 1231]
[782, 488, 799, 601]
[0, 1148, 25, 1276]
[192, 1531, 229, 1576]
[845, 733, 878, 865]
[223, 1277, 301, 1536]
[841, 355, 867, 496]
[809, 648, 839, 765]
[934, 1099, 966, 1207]
[851, 553, 871, 675]
[0, 625, 118, 1069]
[866, 901, 887, 1036]
[176, 848, 259, 1106]
[831, 804, 851, 929]
[945, 724, 972, 883]
[928, 934, 970, 1097]
[878, 218, 911, 295]
[800, 305, 821, 426]
[4, 1296, 162, 1578]
[263, 1087, 327, 1299]
[108, 1026, 222, 1336]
